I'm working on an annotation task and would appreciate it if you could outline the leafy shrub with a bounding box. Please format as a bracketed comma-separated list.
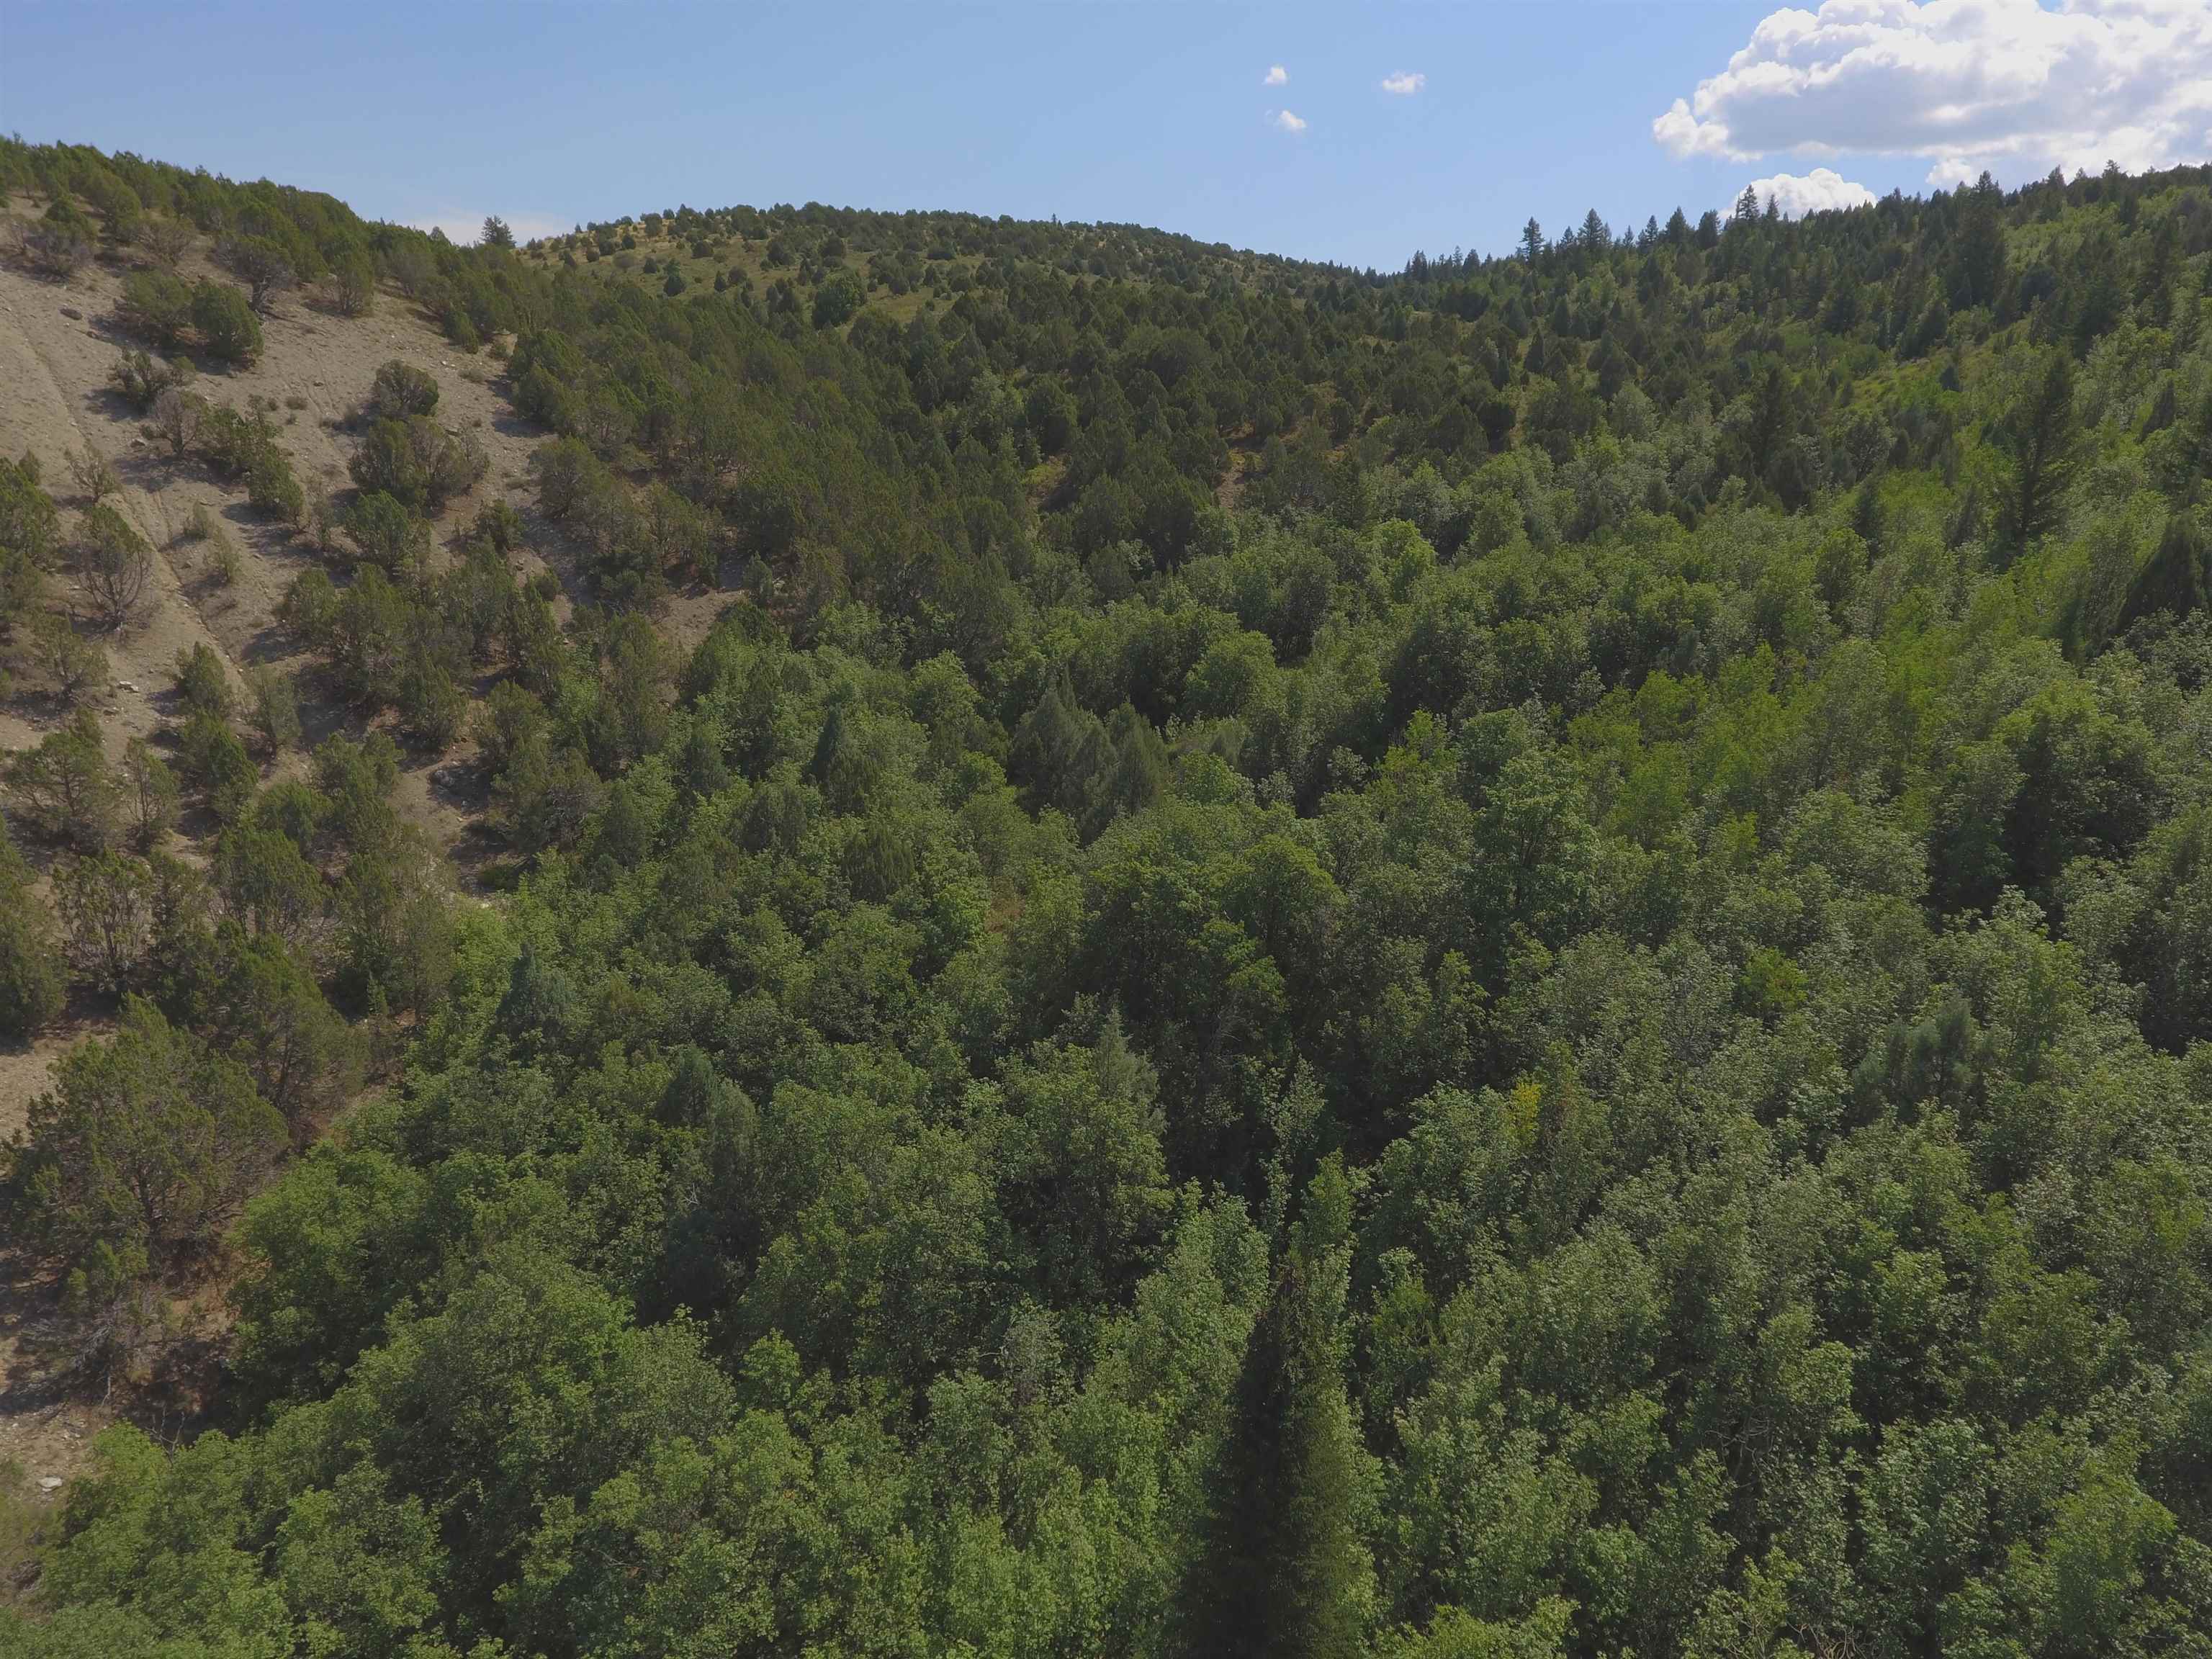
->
[76, 500, 153, 627]
[190, 280, 263, 365]
[441, 305, 482, 352]
[173, 640, 233, 720]
[110, 346, 194, 413]
[14, 997, 285, 1271]
[246, 665, 301, 755]
[278, 567, 339, 644]
[5, 706, 114, 850]
[218, 234, 297, 313]
[117, 270, 194, 347]
[367, 360, 439, 421]
[81, 168, 142, 246]
[122, 737, 179, 848]
[209, 529, 243, 587]
[0, 452, 61, 577]
[330, 249, 378, 316]
[349, 415, 486, 513]
[175, 709, 258, 821]
[811, 270, 863, 328]
[247, 447, 306, 526]
[0, 831, 66, 1040]
[527, 435, 600, 518]
[347, 419, 420, 505]
[470, 498, 523, 552]
[341, 490, 428, 570]
[150, 386, 207, 456]
[398, 647, 467, 748]
[196, 404, 301, 523]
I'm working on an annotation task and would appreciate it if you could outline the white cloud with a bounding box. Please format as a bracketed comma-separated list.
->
[1272, 109, 1308, 133]
[1380, 71, 1426, 96]
[1264, 64, 1288, 86]
[1653, 0, 2212, 187]
[408, 211, 570, 246]
[1726, 166, 1879, 219]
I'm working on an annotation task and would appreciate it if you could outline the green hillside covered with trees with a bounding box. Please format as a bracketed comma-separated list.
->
[6, 138, 2212, 1654]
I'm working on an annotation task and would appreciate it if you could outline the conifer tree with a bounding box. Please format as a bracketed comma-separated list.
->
[1997, 348, 2082, 557]
[1183, 1160, 1374, 1658]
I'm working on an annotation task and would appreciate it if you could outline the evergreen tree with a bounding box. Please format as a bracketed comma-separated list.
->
[1996, 347, 2082, 556]
[1183, 1162, 1374, 1659]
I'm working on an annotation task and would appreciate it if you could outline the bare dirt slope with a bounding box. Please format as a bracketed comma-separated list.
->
[0, 246, 552, 1128]
[0, 246, 565, 1491]
[0, 240, 544, 737]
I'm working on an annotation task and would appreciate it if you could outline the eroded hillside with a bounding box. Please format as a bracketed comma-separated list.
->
[0, 217, 551, 1120]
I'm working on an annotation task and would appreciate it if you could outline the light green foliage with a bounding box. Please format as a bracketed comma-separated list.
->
[116, 270, 193, 349]
[6, 706, 114, 847]
[246, 663, 301, 755]
[120, 737, 177, 848]
[0, 827, 66, 1040]
[26, 611, 105, 703]
[189, 279, 263, 364]
[171, 639, 232, 721]
[0, 453, 60, 624]
[348, 414, 485, 513]
[12, 997, 285, 1270]
[5, 137, 2212, 1659]
[53, 849, 154, 992]
[365, 358, 439, 421]
[330, 248, 378, 316]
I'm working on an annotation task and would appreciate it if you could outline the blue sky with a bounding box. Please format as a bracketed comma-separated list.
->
[5, 1, 2208, 267]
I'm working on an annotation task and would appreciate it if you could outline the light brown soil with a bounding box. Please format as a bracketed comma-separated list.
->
[0, 220, 755, 1491]
[0, 230, 571, 1475]
[0, 236, 549, 1100]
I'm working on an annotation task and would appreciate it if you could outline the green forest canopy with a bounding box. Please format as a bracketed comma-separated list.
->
[6, 138, 2212, 1655]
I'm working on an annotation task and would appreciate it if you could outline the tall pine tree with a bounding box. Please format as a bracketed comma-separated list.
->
[1182, 1159, 1374, 1658]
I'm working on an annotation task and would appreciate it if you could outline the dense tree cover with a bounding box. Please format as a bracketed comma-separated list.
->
[6, 140, 2212, 1653]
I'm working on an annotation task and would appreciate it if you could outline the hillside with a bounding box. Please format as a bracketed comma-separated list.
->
[2, 138, 2212, 1655]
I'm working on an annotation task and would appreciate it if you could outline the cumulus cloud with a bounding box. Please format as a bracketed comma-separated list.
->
[1272, 109, 1308, 133]
[1380, 71, 1426, 95]
[1726, 166, 1879, 218]
[1264, 64, 1288, 86]
[1653, 0, 2212, 186]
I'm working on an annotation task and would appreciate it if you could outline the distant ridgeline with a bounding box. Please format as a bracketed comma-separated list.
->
[6, 133, 2212, 1655]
